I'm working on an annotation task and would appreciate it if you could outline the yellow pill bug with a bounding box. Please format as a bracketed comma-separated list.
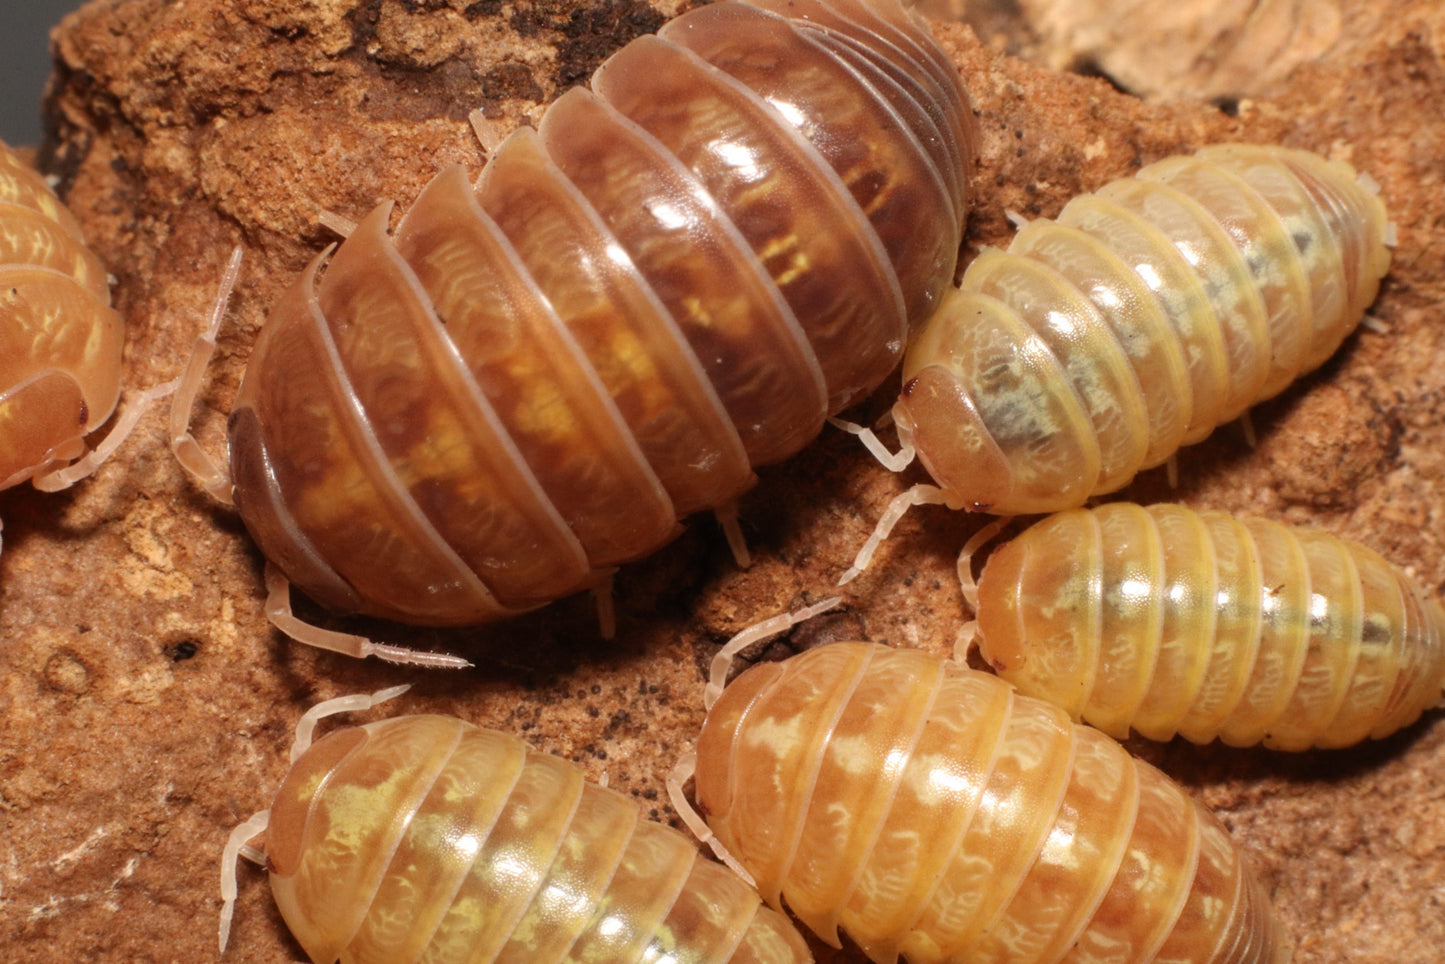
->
[969, 502, 1445, 751]
[845, 143, 1390, 535]
[694, 641, 1288, 964]
[219, 687, 813, 964]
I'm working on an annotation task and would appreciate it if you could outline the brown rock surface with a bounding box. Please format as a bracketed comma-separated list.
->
[1, 0, 1443, 961]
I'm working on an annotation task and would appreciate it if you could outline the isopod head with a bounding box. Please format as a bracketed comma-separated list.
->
[895, 144, 1390, 515]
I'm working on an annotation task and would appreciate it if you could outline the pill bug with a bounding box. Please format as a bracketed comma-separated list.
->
[221, 695, 813, 964]
[179, 0, 974, 648]
[695, 640, 1289, 964]
[894, 143, 1390, 516]
[0, 139, 123, 503]
[970, 502, 1445, 751]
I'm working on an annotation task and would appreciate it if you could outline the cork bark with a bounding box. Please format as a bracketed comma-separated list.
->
[2, 1, 1443, 962]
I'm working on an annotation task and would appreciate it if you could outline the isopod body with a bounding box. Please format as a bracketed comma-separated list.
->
[224, 0, 974, 626]
[261, 714, 812, 964]
[696, 641, 1288, 964]
[896, 144, 1390, 515]
[0, 139, 122, 491]
[975, 502, 1445, 750]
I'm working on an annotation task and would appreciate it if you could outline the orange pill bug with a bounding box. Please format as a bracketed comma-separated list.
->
[695, 641, 1289, 964]
[177, 0, 975, 657]
[220, 694, 813, 964]
[0, 140, 124, 515]
[896, 143, 1390, 515]
[972, 502, 1445, 751]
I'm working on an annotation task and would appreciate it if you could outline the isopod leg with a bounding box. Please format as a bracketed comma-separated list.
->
[715, 502, 752, 569]
[593, 572, 618, 640]
[1238, 409, 1258, 449]
[666, 749, 757, 888]
[316, 209, 358, 238]
[953, 619, 979, 662]
[33, 375, 183, 493]
[170, 246, 243, 505]
[218, 808, 272, 954]
[827, 415, 917, 473]
[288, 683, 411, 762]
[704, 596, 843, 710]
[838, 483, 958, 585]
[263, 562, 474, 669]
[468, 107, 507, 156]
[955, 516, 1012, 611]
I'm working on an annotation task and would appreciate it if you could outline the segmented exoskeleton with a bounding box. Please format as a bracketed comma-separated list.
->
[179, 0, 974, 652]
[972, 502, 1445, 750]
[896, 144, 1389, 516]
[0, 140, 122, 498]
[696, 641, 1288, 964]
[226, 708, 813, 964]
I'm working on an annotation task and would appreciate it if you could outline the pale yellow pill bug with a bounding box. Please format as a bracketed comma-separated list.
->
[974, 502, 1445, 751]
[696, 641, 1288, 964]
[248, 712, 812, 964]
[895, 144, 1391, 516]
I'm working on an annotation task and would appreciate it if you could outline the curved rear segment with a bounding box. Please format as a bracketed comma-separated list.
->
[0, 266, 122, 489]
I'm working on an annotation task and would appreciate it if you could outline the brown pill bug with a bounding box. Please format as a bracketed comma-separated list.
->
[968, 502, 1445, 751]
[173, 0, 976, 662]
[694, 641, 1289, 964]
[891, 143, 1390, 517]
[0, 139, 137, 540]
[219, 687, 813, 963]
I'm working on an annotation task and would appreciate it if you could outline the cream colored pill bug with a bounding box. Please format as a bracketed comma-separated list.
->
[0, 140, 124, 513]
[696, 641, 1288, 964]
[973, 502, 1445, 751]
[224, 707, 813, 964]
[173, 0, 975, 662]
[895, 143, 1390, 516]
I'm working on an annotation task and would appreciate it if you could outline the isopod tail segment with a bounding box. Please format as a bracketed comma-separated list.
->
[973, 503, 1445, 751]
[0, 139, 181, 554]
[840, 143, 1392, 581]
[173, 0, 977, 663]
[218, 682, 412, 953]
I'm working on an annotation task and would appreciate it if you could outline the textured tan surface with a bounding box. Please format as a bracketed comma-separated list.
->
[0, 1, 1443, 962]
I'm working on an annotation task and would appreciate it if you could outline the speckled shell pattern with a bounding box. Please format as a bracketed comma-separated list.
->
[896, 144, 1391, 516]
[266, 715, 813, 964]
[226, 0, 974, 626]
[976, 502, 1445, 751]
[0, 140, 122, 490]
[697, 642, 1288, 964]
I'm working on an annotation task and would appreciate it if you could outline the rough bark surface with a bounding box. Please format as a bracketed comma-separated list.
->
[2, 1, 1443, 962]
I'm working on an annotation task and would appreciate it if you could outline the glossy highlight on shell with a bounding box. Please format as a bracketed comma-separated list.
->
[696, 641, 1288, 964]
[0, 140, 122, 491]
[896, 144, 1390, 515]
[261, 714, 812, 964]
[227, 0, 975, 626]
[975, 502, 1445, 750]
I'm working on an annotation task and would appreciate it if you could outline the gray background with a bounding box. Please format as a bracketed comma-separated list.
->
[2, 1, 88, 146]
